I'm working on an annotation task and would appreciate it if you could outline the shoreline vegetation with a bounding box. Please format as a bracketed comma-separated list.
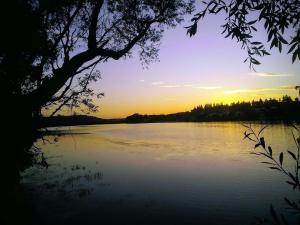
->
[39, 95, 300, 127]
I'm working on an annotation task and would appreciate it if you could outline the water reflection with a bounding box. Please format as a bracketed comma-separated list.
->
[20, 122, 299, 225]
[24, 163, 104, 199]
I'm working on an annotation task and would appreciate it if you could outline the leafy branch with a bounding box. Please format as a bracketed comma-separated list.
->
[243, 123, 300, 224]
[243, 124, 300, 189]
[186, 0, 300, 69]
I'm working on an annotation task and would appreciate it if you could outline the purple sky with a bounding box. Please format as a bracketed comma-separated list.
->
[88, 13, 300, 118]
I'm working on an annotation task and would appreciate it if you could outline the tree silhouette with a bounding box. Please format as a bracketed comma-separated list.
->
[0, 0, 194, 127]
[125, 96, 300, 123]
[186, 0, 300, 69]
[0, 0, 195, 202]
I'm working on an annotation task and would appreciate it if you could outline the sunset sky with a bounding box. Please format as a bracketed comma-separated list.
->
[89, 13, 300, 119]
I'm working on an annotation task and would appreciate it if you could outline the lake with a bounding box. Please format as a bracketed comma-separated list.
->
[21, 122, 299, 225]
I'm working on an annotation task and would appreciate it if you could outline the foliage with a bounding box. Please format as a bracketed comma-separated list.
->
[244, 124, 300, 224]
[243, 124, 300, 189]
[0, 0, 194, 116]
[186, 0, 300, 69]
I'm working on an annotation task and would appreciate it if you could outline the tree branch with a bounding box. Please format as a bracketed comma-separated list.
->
[49, 65, 95, 116]
[88, 0, 103, 49]
[50, 75, 75, 102]
[27, 21, 153, 109]
[51, 2, 82, 53]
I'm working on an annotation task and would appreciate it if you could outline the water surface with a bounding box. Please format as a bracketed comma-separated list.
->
[21, 122, 299, 225]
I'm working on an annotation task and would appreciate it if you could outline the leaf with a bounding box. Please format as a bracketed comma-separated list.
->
[210, 4, 218, 13]
[262, 50, 270, 55]
[261, 161, 275, 165]
[270, 38, 277, 49]
[187, 23, 197, 37]
[278, 41, 282, 53]
[244, 34, 253, 38]
[260, 137, 265, 149]
[268, 146, 273, 156]
[279, 152, 283, 166]
[251, 26, 257, 31]
[265, 21, 270, 30]
[287, 151, 296, 160]
[286, 181, 296, 186]
[288, 43, 297, 54]
[284, 197, 292, 206]
[278, 36, 288, 44]
[251, 58, 261, 65]
[269, 167, 281, 171]
[280, 214, 289, 225]
[254, 143, 261, 149]
[288, 173, 297, 182]
[254, 4, 264, 10]
[270, 205, 279, 224]
[267, 30, 273, 42]
[225, 30, 233, 38]
[214, 7, 223, 14]
[248, 20, 257, 25]
[292, 51, 297, 63]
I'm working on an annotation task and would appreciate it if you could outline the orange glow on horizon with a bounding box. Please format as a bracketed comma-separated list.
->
[91, 90, 299, 118]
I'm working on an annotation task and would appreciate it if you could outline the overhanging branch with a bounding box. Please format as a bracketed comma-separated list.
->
[27, 21, 153, 109]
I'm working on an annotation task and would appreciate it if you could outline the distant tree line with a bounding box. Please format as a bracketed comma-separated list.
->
[126, 95, 300, 123]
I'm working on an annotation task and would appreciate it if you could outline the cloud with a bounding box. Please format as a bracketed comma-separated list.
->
[224, 88, 281, 94]
[223, 89, 250, 94]
[139, 79, 145, 82]
[151, 81, 164, 85]
[183, 84, 194, 87]
[158, 84, 223, 89]
[252, 72, 294, 77]
[194, 86, 223, 90]
[160, 85, 181, 88]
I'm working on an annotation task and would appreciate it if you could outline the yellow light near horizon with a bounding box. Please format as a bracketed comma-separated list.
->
[43, 89, 299, 119]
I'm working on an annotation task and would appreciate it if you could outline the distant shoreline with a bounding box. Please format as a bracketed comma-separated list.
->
[40, 96, 300, 127]
[38, 115, 125, 128]
[38, 115, 298, 128]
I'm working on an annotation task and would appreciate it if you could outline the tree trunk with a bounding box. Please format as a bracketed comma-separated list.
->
[1, 96, 36, 180]
[1, 96, 39, 225]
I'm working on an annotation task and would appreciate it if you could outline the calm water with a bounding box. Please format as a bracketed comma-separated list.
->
[21, 122, 299, 225]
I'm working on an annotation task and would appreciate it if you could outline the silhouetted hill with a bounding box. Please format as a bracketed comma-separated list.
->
[39, 115, 124, 128]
